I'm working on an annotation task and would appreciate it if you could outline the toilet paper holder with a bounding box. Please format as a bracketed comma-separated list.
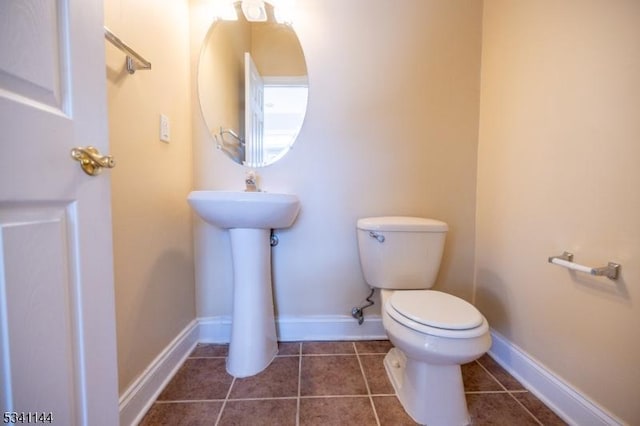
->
[548, 251, 620, 280]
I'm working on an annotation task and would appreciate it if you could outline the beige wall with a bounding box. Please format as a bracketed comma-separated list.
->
[104, 0, 195, 394]
[476, 1, 640, 423]
[190, 0, 483, 319]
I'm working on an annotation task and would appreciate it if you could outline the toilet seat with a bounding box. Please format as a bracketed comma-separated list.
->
[386, 290, 488, 339]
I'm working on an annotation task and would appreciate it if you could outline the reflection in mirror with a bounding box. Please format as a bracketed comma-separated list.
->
[198, 3, 308, 167]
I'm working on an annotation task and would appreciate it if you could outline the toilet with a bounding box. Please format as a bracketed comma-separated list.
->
[356, 216, 491, 426]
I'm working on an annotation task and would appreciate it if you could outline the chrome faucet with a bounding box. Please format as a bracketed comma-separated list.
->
[245, 170, 259, 192]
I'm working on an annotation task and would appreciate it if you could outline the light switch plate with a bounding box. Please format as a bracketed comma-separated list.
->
[160, 114, 170, 143]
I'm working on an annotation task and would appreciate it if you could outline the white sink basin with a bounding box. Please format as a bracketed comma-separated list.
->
[188, 190, 300, 229]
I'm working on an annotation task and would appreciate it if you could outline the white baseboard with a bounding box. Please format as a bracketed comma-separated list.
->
[488, 329, 623, 426]
[197, 315, 232, 343]
[277, 314, 386, 341]
[118, 320, 199, 426]
[198, 314, 387, 343]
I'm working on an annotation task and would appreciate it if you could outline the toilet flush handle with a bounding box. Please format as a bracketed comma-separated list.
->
[369, 231, 385, 243]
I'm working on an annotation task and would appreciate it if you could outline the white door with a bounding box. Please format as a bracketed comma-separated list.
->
[0, 0, 119, 425]
[244, 52, 264, 167]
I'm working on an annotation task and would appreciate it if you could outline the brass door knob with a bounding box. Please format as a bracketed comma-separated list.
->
[70, 146, 115, 176]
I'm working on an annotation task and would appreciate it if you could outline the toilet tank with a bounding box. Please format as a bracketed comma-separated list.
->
[357, 216, 448, 290]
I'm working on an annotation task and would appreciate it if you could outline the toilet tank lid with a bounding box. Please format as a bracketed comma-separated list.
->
[357, 216, 448, 232]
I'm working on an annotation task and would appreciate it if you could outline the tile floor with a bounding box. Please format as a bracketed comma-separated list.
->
[140, 341, 567, 425]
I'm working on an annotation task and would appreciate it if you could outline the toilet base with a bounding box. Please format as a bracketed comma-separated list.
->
[384, 348, 470, 426]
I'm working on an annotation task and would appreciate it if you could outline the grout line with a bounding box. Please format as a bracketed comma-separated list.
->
[214, 376, 235, 426]
[299, 394, 375, 399]
[154, 396, 297, 402]
[226, 396, 298, 402]
[475, 360, 543, 426]
[157, 394, 387, 402]
[296, 342, 302, 426]
[154, 399, 226, 404]
[299, 352, 390, 357]
[353, 342, 381, 426]
[301, 352, 358, 357]
[160, 391, 543, 401]
[507, 392, 544, 426]
[475, 359, 510, 392]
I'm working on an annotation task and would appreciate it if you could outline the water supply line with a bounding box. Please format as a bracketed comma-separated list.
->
[352, 288, 375, 325]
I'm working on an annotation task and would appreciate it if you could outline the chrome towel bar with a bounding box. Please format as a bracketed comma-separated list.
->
[104, 27, 151, 74]
[548, 251, 620, 280]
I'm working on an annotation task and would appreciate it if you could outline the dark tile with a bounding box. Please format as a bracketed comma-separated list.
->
[299, 397, 376, 426]
[139, 401, 222, 426]
[158, 358, 232, 401]
[190, 343, 228, 358]
[512, 392, 568, 425]
[359, 354, 394, 395]
[218, 399, 297, 426]
[302, 341, 355, 355]
[146, 341, 565, 426]
[462, 361, 503, 392]
[373, 396, 419, 426]
[277, 341, 301, 356]
[355, 340, 393, 354]
[467, 393, 539, 425]
[229, 356, 299, 399]
[477, 354, 525, 391]
[301, 355, 367, 396]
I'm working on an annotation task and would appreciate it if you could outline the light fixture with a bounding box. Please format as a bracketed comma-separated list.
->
[241, 0, 267, 22]
[212, 0, 296, 24]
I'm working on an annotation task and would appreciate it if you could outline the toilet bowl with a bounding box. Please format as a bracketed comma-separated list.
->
[381, 289, 491, 425]
[356, 216, 492, 426]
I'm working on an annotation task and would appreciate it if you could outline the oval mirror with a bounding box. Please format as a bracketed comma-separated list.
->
[197, 3, 308, 168]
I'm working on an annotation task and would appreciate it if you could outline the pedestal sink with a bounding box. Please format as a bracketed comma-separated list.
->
[188, 190, 300, 377]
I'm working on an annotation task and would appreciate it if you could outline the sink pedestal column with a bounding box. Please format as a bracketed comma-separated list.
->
[227, 228, 278, 377]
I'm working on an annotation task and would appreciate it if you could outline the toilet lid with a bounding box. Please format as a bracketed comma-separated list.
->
[389, 290, 484, 330]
